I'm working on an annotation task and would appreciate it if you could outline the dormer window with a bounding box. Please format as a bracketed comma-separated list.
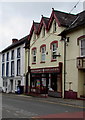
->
[53, 19, 56, 33]
[42, 26, 45, 37]
[33, 32, 36, 40]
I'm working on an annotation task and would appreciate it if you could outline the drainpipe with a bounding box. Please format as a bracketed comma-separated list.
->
[64, 37, 66, 98]
[28, 46, 30, 93]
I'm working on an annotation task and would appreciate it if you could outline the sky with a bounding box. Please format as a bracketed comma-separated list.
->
[0, 0, 84, 51]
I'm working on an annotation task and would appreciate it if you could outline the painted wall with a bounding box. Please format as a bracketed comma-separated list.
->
[30, 20, 65, 69]
[65, 26, 85, 98]
[1, 43, 26, 93]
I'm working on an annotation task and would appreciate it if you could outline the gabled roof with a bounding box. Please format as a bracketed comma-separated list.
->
[37, 16, 49, 34]
[29, 21, 40, 39]
[29, 8, 85, 41]
[2, 35, 29, 53]
[48, 8, 77, 29]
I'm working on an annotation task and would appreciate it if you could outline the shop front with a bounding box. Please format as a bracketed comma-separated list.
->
[30, 62, 62, 97]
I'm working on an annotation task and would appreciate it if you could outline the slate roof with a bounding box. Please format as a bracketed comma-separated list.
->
[2, 35, 28, 53]
[59, 10, 85, 35]
[53, 10, 77, 27]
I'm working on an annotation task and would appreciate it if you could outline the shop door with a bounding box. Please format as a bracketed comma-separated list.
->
[51, 73, 57, 91]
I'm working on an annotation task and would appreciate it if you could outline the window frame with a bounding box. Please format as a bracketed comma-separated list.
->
[2, 54, 5, 62]
[17, 47, 21, 58]
[40, 44, 46, 63]
[6, 52, 9, 61]
[17, 59, 21, 76]
[32, 47, 37, 64]
[80, 39, 85, 57]
[11, 50, 14, 60]
[11, 61, 14, 76]
[50, 41, 58, 61]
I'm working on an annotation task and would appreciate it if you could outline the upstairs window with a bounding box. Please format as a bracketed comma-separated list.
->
[33, 32, 36, 40]
[2, 54, 5, 62]
[11, 61, 14, 76]
[77, 35, 85, 57]
[80, 39, 85, 56]
[17, 59, 20, 75]
[2, 63, 5, 77]
[32, 47, 37, 63]
[42, 26, 45, 37]
[40, 44, 46, 62]
[17, 47, 20, 58]
[50, 41, 58, 61]
[53, 19, 57, 33]
[11, 50, 14, 60]
[6, 52, 9, 61]
[6, 62, 9, 76]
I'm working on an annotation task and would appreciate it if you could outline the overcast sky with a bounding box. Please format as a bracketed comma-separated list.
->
[0, 0, 84, 51]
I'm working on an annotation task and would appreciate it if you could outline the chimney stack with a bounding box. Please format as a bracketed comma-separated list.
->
[12, 39, 18, 44]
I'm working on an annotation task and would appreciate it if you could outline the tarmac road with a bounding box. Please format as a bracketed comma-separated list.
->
[2, 93, 85, 119]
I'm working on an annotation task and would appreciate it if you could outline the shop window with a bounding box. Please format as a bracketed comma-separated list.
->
[32, 47, 37, 64]
[80, 39, 85, 56]
[17, 47, 20, 58]
[50, 41, 58, 61]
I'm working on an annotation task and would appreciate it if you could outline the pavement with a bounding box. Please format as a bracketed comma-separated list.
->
[14, 93, 85, 109]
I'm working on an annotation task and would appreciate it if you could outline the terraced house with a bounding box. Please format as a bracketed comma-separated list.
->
[1, 36, 28, 93]
[28, 8, 85, 99]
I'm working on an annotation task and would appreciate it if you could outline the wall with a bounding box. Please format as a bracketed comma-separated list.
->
[65, 26, 85, 98]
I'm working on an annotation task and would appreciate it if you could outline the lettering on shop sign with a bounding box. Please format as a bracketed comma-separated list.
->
[31, 67, 60, 73]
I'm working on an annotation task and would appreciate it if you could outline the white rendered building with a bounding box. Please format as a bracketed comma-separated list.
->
[1, 36, 28, 93]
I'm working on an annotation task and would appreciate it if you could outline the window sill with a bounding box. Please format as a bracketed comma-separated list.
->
[32, 62, 36, 64]
[51, 59, 57, 62]
[40, 61, 45, 63]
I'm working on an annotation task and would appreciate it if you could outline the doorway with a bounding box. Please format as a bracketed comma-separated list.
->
[10, 80, 13, 92]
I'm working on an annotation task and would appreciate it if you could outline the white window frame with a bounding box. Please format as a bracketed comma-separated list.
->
[32, 49, 36, 63]
[17, 59, 21, 75]
[11, 61, 14, 76]
[80, 39, 85, 57]
[17, 47, 20, 58]
[41, 47, 46, 62]
[51, 43, 57, 60]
